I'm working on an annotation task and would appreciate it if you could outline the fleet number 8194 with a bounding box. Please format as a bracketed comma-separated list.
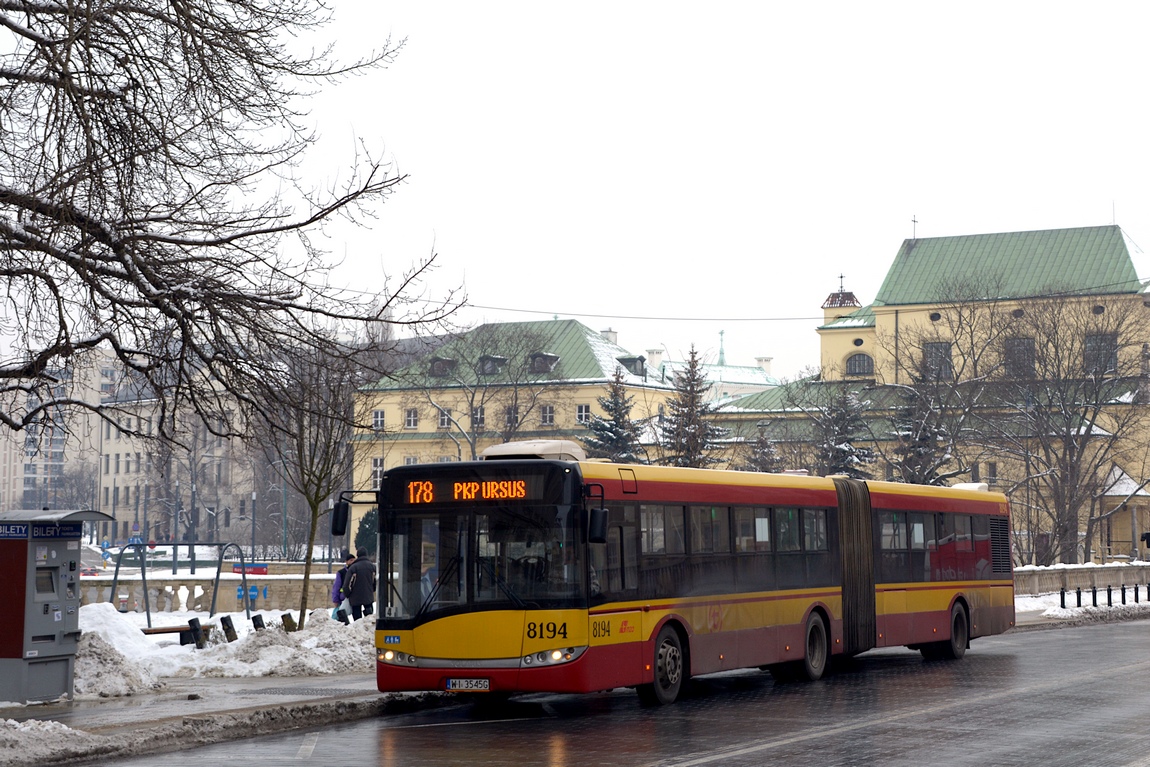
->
[526, 621, 567, 640]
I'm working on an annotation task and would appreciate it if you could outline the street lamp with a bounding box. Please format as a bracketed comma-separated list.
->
[251, 490, 257, 562]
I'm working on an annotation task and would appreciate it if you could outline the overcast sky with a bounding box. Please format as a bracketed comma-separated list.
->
[310, 2, 1150, 379]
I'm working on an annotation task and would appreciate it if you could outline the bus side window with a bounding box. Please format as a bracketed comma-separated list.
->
[774, 507, 801, 552]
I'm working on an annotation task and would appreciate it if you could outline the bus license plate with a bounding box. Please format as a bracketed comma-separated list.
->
[446, 678, 490, 692]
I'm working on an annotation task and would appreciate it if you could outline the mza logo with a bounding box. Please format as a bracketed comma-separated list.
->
[619, 620, 636, 634]
[384, 635, 401, 645]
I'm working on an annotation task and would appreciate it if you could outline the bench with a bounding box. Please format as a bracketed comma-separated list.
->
[140, 624, 213, 646]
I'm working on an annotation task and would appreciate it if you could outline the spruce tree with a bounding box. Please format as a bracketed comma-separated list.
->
[812, 388, 875, 478]
[583, 368, 647, 463]
[737, 429, 785, 473]
[660, 346, 728, 467]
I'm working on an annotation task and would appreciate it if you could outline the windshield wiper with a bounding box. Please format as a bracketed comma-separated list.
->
[478, 558, 526, 608]
[419, 554, 461, 615]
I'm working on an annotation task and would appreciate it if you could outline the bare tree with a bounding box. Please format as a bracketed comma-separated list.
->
[404, 324, 574, 461]
[880, 279, 1150, 563]
[0, 0, 458, 445]
[247, 328, 381, 628]
[971, 295, 1150, 563]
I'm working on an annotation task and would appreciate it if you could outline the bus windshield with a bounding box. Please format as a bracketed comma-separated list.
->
[384, 503, 586, 619]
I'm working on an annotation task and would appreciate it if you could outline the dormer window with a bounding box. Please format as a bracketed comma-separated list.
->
[479, 356, 507, 376]
[616, 356, 646, 377]
[429, 358, 457, 377]
[529, 352, 560, 374]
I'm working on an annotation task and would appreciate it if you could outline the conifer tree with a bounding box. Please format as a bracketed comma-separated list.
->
[583, 368, 647, 463]
[659, 346, 728, 467]
[736, 429, 785, 473]
[812, 388, 875, 478]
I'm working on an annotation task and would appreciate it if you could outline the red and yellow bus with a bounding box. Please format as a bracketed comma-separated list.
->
[344, 442, 1014, 705]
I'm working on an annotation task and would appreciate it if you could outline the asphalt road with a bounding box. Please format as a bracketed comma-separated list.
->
[107, 620, 1150, 767]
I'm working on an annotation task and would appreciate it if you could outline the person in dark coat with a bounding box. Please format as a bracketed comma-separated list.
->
[332, 551, 356, 609]
[343, 546, 377, 621]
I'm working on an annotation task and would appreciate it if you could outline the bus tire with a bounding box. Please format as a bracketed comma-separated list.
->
[637, 625, 685, 705]
[769, 612, 828, 683]
[921, 604, 968, 661]
[800, 612, 829, 681]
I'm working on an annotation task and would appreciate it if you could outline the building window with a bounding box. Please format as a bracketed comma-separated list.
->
[103, 455, 109, 475]
[429, 358, 457, 377]
[1084, 333, 1118, 375]
[529, 353, 560, 374]
[987, 462, 998, 486]
[1003, 337, 1035, 379]
[437, 456, 455, 463]
[472, 407, 485, 429]
[845, 353, 874, 377]
[923, 342, 954, 381]
[404, 408, 419, 429]
[372, 410, 386, 430]
[371, 457, 384, 490]
[505, 406, 519, 428]
[114, 454, 120, 474]
[576, 404, 591, 425]
[540, 405, 555, 426]
[437, 408, 452, 429]
[479, 356, 507, 376]
[971, 463, 980, 482]
[403, 455, 419, 466]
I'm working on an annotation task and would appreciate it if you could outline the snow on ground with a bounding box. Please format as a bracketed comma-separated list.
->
[1, 603, 378, 764]
[76, 602, 376, 695]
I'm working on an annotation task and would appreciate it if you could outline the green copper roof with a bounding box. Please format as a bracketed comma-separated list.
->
[363, 318, 663, 391]
[873, 225, 1142, 306]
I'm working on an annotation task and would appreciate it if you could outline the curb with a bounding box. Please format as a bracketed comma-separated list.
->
[39, 692, 454, 767]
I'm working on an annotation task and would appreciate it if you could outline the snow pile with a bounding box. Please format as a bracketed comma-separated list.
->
[0, 718, 101, 765]
[76, 602, 375, 692]
[73, 632, 161, 697]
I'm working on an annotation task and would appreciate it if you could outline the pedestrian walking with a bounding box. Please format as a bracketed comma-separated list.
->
[342, 546, 377, 621]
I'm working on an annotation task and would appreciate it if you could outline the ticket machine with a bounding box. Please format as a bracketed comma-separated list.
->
[0, 509, 113, 703]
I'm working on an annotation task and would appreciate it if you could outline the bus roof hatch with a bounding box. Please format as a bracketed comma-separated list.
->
[480, 439, 587, 461]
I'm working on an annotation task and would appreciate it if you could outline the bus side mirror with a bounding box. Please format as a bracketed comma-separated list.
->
[331, 501, 349, 537]
[587, 507, 608, 544]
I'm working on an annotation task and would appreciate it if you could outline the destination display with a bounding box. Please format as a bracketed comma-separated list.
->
[381, 464, 575, 509]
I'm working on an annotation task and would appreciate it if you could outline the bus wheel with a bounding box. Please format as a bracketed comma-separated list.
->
[637, 626, 684, 705]
[800, 612, 829, 681]
[922, 604, 968, 661]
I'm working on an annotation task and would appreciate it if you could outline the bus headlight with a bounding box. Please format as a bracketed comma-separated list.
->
[379, 650, 419, 666]
[520, 646, 586, 668]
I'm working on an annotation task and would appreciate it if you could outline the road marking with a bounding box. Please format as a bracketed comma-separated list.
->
[390, 717, 541, 729]
[656, 656, 1150, 767]
[295, 733, 318, 759]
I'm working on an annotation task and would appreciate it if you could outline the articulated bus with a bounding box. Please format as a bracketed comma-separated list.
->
[338, 441, 1014, 705]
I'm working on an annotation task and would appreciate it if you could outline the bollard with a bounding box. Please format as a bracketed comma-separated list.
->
[1138, 585, 1141, 604]
[1107, 585, 1112, 607]
[220, 615, 238, 642]
[281, 613, 298, 632]
[1060, 588, 1066, 609]
[1076, 587, 1082, 607]
[1122, 585, 1127, 605]
[252, 614, 265, 631]
[187, 617, 207, 649]
[1092, 587, 1097, 607]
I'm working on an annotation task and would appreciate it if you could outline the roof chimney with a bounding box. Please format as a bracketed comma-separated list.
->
[755, 357, 773, 375]
[646, 348, 664, 369]
[601, 328, 618, 345]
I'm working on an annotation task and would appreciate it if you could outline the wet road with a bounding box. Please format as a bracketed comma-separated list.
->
[111, 620, 1150, 767]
